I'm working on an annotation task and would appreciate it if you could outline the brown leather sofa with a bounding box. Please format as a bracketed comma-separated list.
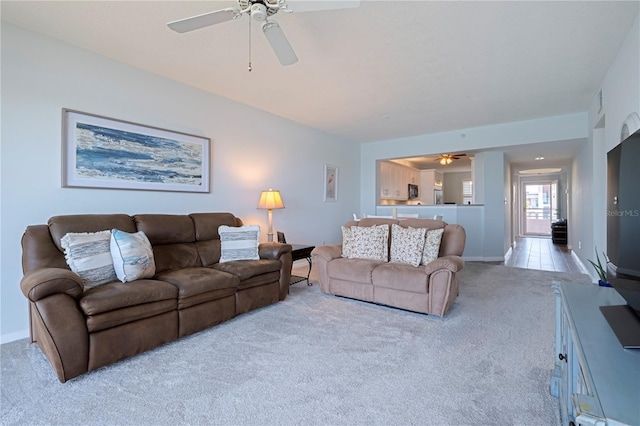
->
[20, 212, 292, 383]
[312, 218, 465, 317]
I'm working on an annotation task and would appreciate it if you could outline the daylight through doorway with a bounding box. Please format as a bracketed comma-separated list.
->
[522, 181, 558, 236]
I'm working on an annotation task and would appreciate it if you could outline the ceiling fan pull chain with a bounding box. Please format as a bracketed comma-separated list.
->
[248, 16, 252, 72]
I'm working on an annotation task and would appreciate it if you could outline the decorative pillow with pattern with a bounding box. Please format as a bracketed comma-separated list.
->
[341, 226, 354, 258]
[110, 229, 156, 283]
[421, 228, 445, 265]
[346, 224, 389, 261]
[61, 230, 118, 289]
[390, 224, 427, 267]
[218, 225, 260, 263]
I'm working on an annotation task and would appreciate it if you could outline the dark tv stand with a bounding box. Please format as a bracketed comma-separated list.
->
[600, 304, 640, 348]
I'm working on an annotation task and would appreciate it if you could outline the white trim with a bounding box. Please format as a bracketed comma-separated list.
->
[1, 329, 29, 345]
[463, 256, 505, 262]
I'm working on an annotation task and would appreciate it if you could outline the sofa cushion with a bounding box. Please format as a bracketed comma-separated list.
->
[80, 279, 178, 332]
[236, 271, 281, 291]
[346, 224, 389, 261]
[213, 259, 281, 281]
[155, 267, 239, 309]
[421, 228, 445, 265]
[134, 214, 195, 245]
[218, 225, 260, 263]
[110, 229, 156, 283]
[390, 224, 426, 267]
[152, 243, 200, 274]
[190, 213, 239, 241]
[328, 257, 385, 284]
[61, 230, 118, 289]
[49, 214, 136, 252]
[372, 262, 429, 293]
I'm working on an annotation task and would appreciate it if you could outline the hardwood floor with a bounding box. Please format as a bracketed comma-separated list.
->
[503, 236, 586, 274]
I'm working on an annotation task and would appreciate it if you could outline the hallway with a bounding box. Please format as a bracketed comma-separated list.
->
[503, 237, 586, 274]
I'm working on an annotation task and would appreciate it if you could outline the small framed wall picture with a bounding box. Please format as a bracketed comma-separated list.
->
[323, 164, 338, 202]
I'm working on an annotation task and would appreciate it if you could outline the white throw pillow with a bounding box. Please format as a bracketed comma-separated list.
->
[110, 229, 156, 283]
[218, 225, 260, 263]
[390, 224, 427, 267]
[341, 226, 354, 258]
[61, 230, 118, 289]
[421, 228, 445, 265]
[347, 224, 389, 261]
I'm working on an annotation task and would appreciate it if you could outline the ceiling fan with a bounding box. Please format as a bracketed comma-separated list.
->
[167, 0, 360, 71]
[437, 153, 466, 165]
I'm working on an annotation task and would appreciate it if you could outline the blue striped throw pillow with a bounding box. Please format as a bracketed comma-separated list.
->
[61, 230, 118, 289]
[218, 225, 260, 263]
[110, 229, 155, 283]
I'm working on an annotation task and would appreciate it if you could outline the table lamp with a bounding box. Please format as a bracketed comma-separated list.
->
[257, 189, 285, 242]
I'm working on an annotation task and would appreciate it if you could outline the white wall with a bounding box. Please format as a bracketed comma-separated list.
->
[360, 113, 588, 216]
[0, 24, 360, 342]
[442, 171, 471, 204]
[574, 12, 640, 280]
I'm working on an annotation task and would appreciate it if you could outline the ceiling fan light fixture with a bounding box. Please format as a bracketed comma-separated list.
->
[439, 155, 455, 165]
[251, 4, 268, 21]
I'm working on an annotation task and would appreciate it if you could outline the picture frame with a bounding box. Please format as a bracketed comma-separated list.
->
[323, 164, 338, 202]
[62, 109, 210, 193]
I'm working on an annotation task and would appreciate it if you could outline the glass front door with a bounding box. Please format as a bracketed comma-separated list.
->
[523, 181, 558, 236]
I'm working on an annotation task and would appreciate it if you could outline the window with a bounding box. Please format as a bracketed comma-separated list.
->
[462, 180, 473, 205]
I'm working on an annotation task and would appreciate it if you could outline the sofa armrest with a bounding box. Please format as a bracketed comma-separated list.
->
[423, 255, 465, 275]
[20, 268, 84, 302]
[259, 242, 292, 260]
[259, 242, 292, 301]
[311, 244, 342, 262]
[311, 245, 342, 293]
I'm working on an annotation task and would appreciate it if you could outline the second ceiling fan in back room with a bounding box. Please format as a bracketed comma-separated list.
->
[167, 0, 360, 71]
[437, 153, 466, 166]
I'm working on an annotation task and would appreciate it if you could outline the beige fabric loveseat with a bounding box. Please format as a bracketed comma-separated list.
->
[312, 218, 465, 317]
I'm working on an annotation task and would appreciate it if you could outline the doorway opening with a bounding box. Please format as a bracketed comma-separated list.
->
[522, 181, 558, 236]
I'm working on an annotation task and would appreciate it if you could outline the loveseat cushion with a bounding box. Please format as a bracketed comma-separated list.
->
[212, 259, 281, 281]
[328, 257, 385, 284]
[155, 267, 239, 309]
[372, 263, 429, 293]
[80, 279, 178, 332]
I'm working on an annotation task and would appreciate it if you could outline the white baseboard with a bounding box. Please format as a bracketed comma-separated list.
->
[1, 329, 29, 345]
[571, 250, 593, 278]
[504, 247, 513, 263]
[463, 256, 505, 262]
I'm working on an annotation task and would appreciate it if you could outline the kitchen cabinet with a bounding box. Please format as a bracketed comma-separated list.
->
[379, 161, 418, 200]
[419, 169, 443, 204]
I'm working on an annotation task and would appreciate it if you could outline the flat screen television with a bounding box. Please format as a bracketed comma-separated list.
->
[408, 184, 419, 200]
[602, 124, 640, 348]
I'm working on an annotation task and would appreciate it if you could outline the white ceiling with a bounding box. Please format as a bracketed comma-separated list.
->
[2, 0, 638, 169]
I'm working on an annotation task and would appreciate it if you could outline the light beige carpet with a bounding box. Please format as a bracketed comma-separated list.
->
[1, 262, 591, 425]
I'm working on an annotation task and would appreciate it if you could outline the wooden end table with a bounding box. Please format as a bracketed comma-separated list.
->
[290, 244, 315, 286]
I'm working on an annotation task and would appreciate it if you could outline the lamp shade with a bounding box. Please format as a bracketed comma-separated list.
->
[257, 189, 285, 210]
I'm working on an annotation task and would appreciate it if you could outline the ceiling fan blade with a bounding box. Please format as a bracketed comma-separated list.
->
[262, 21, 298, 66]
[284, 0, 360, 13]
[167, 8, 237, 33]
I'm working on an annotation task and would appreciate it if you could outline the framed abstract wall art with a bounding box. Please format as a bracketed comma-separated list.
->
[62, 109, 210, 192]
[323, 164, 338, 202]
